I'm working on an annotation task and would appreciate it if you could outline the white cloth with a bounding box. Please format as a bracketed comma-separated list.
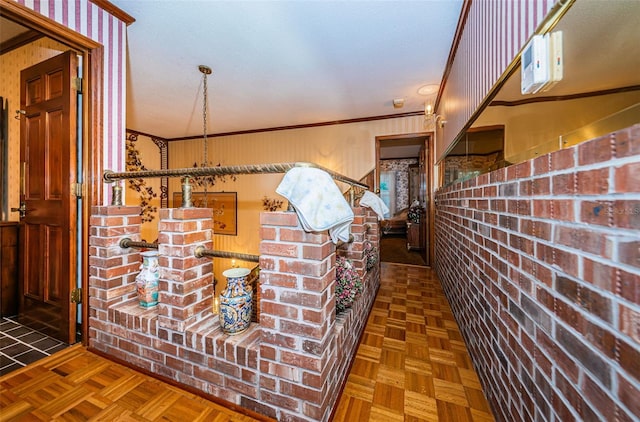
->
[359, 191, 390, 220]
[276, 167, 354, 243]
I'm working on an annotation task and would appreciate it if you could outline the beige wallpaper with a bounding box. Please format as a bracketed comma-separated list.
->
[162, 115, 426, 284]
[1, 38, 70, 220]
[124, 133, 163, 242]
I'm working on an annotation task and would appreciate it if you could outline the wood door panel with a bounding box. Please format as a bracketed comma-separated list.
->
[47, 70, 64, 99]
[25, 114, 43, 199]
[23, 224, 41, 300]
[26, 77, 43, 105]
[19, 50, 77, 343]
[44, 224, 63, 304]
[46, 109, 64, 199]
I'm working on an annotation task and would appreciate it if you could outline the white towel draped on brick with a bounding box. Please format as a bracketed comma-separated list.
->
[276, 167, 354, 243]
[359, 190, 390, 220]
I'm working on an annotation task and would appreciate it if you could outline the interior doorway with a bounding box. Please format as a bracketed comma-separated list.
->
[375, 132, 432, 266]
[0, 2, 104, 345]
[18, 51, 79, 343]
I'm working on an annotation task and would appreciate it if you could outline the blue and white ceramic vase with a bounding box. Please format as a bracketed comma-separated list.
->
[135, 251, 159, 308]
[220, 267, 252, 335]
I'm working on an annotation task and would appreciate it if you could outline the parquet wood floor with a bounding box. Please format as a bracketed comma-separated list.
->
[333, 263, 495, 422]
[0, 262, 493, 421]
[0, 345, 268, 421]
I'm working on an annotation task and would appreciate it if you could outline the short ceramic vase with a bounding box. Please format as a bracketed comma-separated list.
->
[219, 267, 252, 335]
[135, 251, 159, 308]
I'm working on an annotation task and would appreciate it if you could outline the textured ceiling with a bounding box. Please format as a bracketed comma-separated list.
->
[108, 0, 463, 139]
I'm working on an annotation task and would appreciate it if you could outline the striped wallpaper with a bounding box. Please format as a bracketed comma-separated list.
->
[437, 0, 558, 161]
[15, 0, 127, 203]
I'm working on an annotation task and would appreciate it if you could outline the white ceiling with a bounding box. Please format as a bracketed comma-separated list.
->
[107, 0, 463, 140]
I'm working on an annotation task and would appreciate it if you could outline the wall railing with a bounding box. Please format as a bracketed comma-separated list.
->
[104, 162, 369, 207]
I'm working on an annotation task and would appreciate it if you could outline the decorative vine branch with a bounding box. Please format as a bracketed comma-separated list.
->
[191, 161, 236, 189]
[126, 135, 158, 223]
[262, 196, 284, 212]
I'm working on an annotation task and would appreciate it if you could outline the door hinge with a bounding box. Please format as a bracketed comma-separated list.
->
[72, 182, 84, 198]
[71, 288, 82, 304]
[73, 77, 82, 92]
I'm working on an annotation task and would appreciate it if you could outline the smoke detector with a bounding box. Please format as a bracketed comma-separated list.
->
[392, 98, 404, 108]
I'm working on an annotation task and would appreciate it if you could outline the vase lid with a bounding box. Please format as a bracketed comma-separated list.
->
[223, 267, 251, 278]
[141, 250, 158, 257]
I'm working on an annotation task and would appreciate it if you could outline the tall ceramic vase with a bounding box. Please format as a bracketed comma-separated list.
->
[219, 267, 252, 335]
[135, 251, 159, 308]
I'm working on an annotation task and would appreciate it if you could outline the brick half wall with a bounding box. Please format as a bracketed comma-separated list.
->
[435, 125, 640, 421]
[88, 203, 380, 421]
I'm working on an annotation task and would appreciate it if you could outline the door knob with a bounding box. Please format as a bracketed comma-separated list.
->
[11, 203, 26, 218]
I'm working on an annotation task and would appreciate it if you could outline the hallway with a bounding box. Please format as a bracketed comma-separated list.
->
[0, 263, 493, 421]
[333, 263, 493, 421]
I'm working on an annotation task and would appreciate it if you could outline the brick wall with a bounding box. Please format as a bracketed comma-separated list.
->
[89, 203, 379, 421]
[434, 125, 640, 421]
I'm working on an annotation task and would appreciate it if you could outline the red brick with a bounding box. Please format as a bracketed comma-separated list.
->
[533, 155, 550, 175]
[507, 160, 532, 179]
[281, 379, 322, 403]
[618, 372, 640, 418]
[519, 179, 533, 196]
[260, 241, 299, 258]
[166, 231, 210, 245]
[582, 257, 615, 292]
[619, 304, 640, 343]
[280, 350, 322, 372]
[302, 271, 336, 293]
[279, 228, 327, 243]
[580, 200, 612, 227]
[552, 172, 576, 195]
[578, 135, 614, 165]
[280, 320, 327, 339]
[551, 199, 575, 221]
[261, 331, 297, 349]
[581, 319, 617, 360]
[161, 207, 212, 220]
[157, 220, 200, 232]
[532, 200, 551, 218]
[611, 200, 640, 229]
[618, 238, 640, 269]
[91, 205, 141, 216]
[554, 226, 609, 257]
[614, 125, 640, 158]
[580, 372, 616, 418]
[259, 374, 277, 390]
[576, 168, 610, 195]
[531, 176, 550, 195]
[618, 268, 639, 304]
[302, 243, 334, 260]
[555, 372, 582, 418]
[260, 226, 277, 240]
[260, 211, 299, 227]
[89, 255, 125, 268]
[550, 147, 576, 171]
[260, 390, 300, 412]
[226, 377, 258, 398]
[261, 300, 299, 319]
[279, 258, 330, 277]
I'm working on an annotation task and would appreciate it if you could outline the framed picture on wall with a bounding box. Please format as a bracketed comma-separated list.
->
[172, 191, 237, 236]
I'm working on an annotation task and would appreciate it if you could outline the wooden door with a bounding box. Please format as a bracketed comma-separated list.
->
[18, 51, 77, 343]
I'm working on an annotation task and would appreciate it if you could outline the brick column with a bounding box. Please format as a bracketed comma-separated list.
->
[257, 211, 337, 421]
[157, 207, 214, 338]
[88, 205, 142, 347]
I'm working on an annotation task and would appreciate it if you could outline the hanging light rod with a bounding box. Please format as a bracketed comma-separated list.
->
[198, 65, 212, 74]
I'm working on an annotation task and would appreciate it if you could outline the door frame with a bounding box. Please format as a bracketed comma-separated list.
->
[1, 1, 104, 344]
[375, 131, 434, 266]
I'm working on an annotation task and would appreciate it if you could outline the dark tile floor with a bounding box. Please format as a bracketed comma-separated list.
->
[0, 317, 69, 376]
